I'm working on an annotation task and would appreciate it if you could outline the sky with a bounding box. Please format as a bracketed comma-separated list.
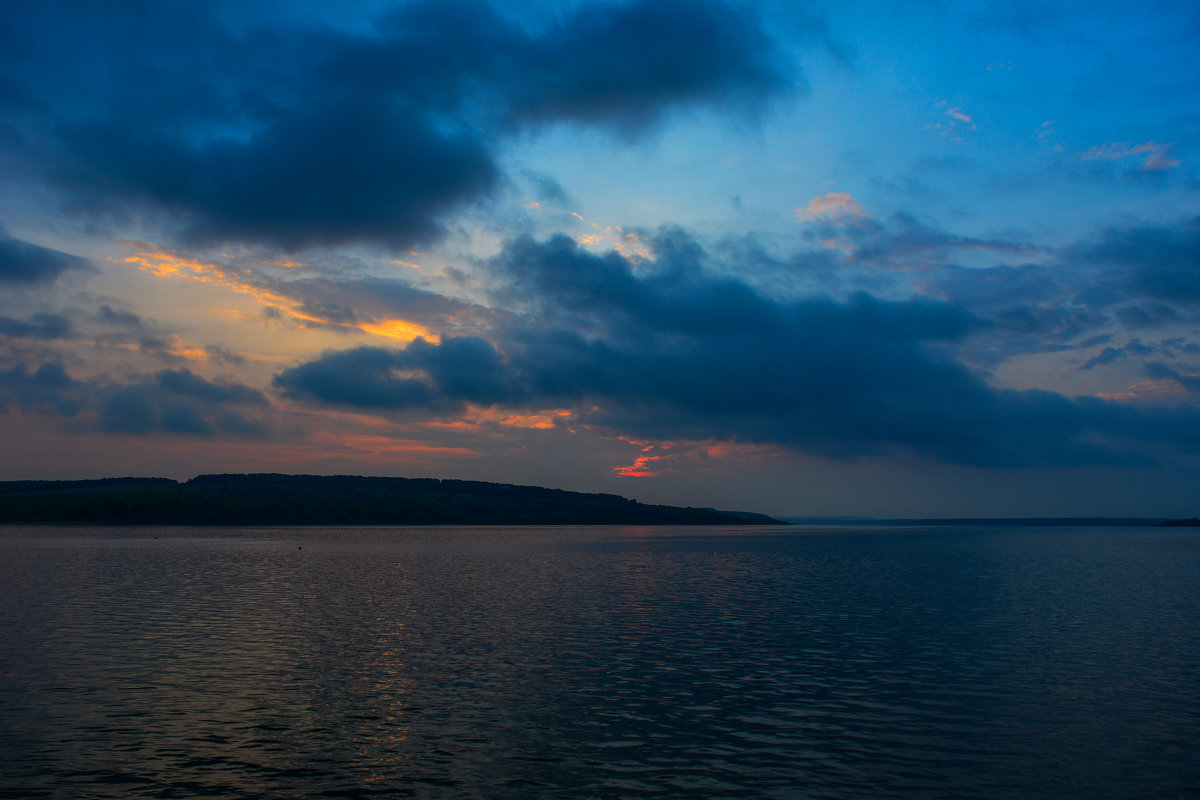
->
[1, 0, 1199, 518]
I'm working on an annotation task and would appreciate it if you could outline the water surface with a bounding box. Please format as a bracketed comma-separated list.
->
[1, 524, 1197, 798]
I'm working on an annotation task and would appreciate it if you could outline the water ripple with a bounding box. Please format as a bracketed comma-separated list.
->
[1, 525, 1198, 798]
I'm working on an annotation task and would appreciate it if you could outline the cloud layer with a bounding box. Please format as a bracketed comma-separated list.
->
[0, 234, 89, 285]
[0, 0, 788, 250]
[0, 363, 269, 437]
[275, 230, 1200, 469]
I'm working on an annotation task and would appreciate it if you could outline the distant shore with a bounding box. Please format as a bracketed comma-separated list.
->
[0, 474, 785, 526]
[784, 516, 1170, 527]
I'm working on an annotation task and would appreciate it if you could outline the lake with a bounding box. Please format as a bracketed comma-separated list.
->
[1, 524, 1197, 798]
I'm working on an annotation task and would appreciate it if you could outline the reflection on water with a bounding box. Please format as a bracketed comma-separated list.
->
[1, 525, 1198, 798]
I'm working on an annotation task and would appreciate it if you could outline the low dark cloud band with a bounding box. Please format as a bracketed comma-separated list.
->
[273, 232, 1200, 469]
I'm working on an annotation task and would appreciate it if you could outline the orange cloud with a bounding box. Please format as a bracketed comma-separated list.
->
[359, 319, 437, 343]
[613, 455, 662, 477]
[493, 409, 573, 429]
[795, 192, 864, 221]
[421, 406, 576, 434]
[567, 212, 653, 263]
[125, 244, 436, 343]
[703, 440, 786, 461]
[611, 436, 783, 476]
[613, 229, 652, 263]
[124, 247, 295, 308]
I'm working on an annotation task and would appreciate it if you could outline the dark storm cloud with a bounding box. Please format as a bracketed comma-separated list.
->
[1145, 362, 1200, 392]
[522, 170, 572, 207]
[295, 300, 362, 328]
[0, 0, 791, 250]
[95, 369, 267, 436]
[318, 277, 474, 317]
[923, 263, 1061, 310]
[0, 312, 73, 340]
[491, 230, 976, 341]
[1080, 339, 1156, 370]
[92, 304, 177, 356]
[919, 263, 1109, 365]
[97, 305, 145, 329]
[153, 369, 265, 407]
[203, 345, 245, 367]
[495, 0, 786, 130]
[1113, 302, 1183, 329]
[0, 362, 86, 416]
[274, 231, 1200, 468]
[273, 274, 504, 338]
[909, 216, 1200, 367]
[0, 358, 267, 436]
[1066, 217, 1200, 307]
[0, 233, 90, 284]
[273, 337, 517, 412]
[805, 211, 1039, 267]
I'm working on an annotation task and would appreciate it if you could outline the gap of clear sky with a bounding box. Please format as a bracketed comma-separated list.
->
[1, 0, 1198, 517]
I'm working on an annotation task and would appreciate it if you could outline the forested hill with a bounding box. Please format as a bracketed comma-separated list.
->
[0, 474, 782, 526]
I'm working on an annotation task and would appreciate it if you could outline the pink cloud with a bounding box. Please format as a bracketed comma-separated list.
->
[1080, 142, 1180, 170]
[795, 192, 864, 221]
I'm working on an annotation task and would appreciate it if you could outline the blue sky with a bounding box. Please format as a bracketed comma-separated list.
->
[1, 0, 1198, 516]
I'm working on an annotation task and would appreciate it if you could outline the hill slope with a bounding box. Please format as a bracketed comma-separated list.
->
[0, 474, 782, 526]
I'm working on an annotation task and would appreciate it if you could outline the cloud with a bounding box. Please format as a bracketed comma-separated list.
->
[918, 262, 1111, 365]
[0, 312, 73, 340]
[843, 211, 1038, 263]
[1067, 217, 1200, 305]
[91, 302, 186, 357]
[794, 206, 1039, 269]
[274, 231, 1200, 468]
[273, 337, 517, 413]
[795, 192, 864, 221]
[203, 345, 245, 367]
[97, 304, 145, 328]
[0, 0, 792, 250]
[927, 100, 977, 139]
[118, 244, 491, 343]
[0, 362, 86, 416]
[916, 217, 1200, 368]
[95, 369, 267, 436]
[1080, 142, 1180, 171]
[1080, 339, 1156, 370]
[1144, 362, 1200, 392]
[1113, 302, 1183, 329]
[498, 0, 788, 131]
[0, 233, 90, 284]
[154, 368, 265, 406]
[0, 359, 268, 436]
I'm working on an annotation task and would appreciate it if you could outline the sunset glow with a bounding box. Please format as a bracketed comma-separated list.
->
[2, 1, 1198, 516]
